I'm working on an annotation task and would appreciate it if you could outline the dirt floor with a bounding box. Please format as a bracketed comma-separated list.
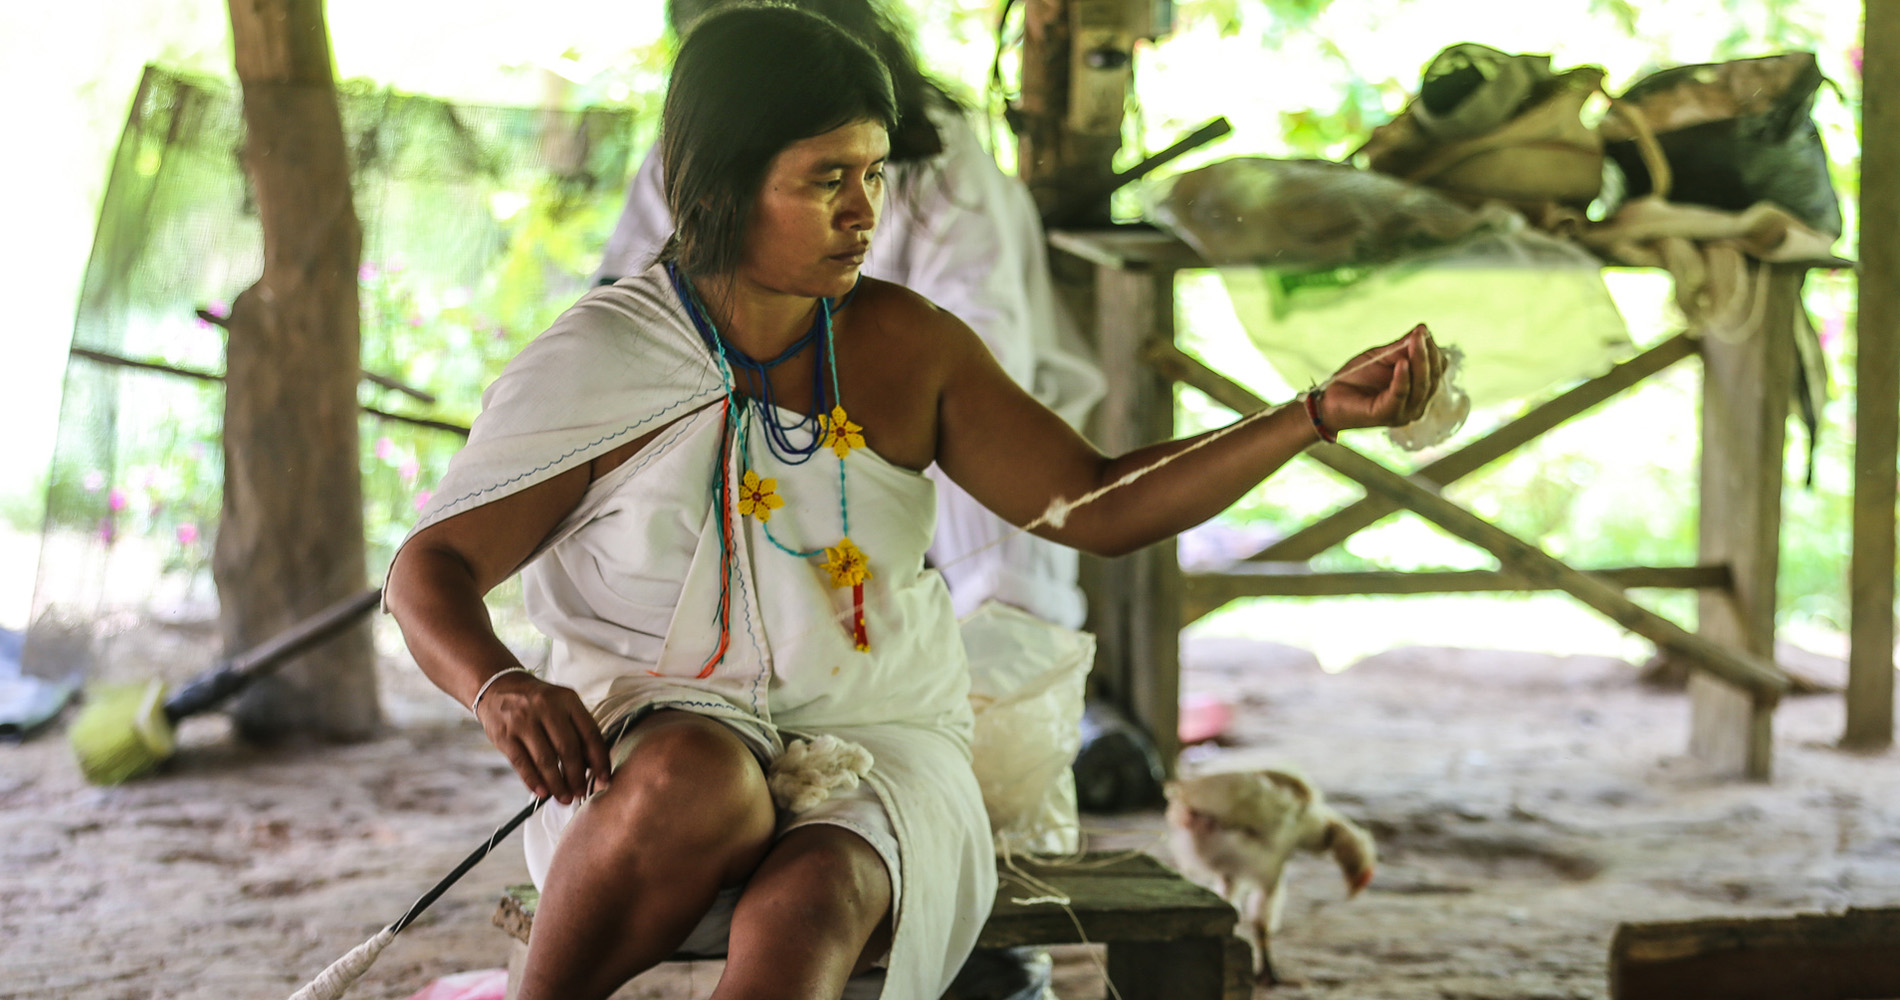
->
[3, 629, 1897, 1000]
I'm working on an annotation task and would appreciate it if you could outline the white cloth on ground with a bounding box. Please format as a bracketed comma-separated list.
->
[395, 267, 996, 1000]
[594, 105, 1101, 628]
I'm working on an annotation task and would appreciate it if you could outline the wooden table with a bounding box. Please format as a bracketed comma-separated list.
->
[1050, 225, 1864, 780]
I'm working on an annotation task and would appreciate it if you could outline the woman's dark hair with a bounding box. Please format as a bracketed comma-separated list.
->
[657, 3, 900, 277]
[669, 0, 966, 163]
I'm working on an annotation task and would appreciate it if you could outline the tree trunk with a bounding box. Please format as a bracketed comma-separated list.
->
[216, 0, 379, 741]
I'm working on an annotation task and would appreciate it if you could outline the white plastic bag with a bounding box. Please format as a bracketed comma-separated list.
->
[961, 602, 1094, 856]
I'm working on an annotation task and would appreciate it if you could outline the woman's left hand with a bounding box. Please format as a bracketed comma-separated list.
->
[1316, 323, 1445, 433]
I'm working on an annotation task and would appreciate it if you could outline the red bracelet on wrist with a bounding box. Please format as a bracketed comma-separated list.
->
[1303, 389, 1338, 444]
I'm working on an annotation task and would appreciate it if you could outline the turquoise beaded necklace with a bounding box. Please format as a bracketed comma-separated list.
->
[668, 264, 873, 652]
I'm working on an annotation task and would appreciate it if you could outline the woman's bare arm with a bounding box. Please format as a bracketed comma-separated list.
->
[933, 316, 1440, 558]
[386, 434, 651, 803]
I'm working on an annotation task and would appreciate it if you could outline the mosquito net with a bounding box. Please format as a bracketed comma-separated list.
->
[25, 65, 643, 698]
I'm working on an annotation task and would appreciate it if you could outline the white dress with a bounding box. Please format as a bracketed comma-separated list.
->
[398, 267, 996, 999]
[595, 105, 1103, 628]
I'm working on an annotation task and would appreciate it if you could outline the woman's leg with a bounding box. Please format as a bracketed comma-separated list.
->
[712, 824, 895, 1000]
[517, 710, 778, 1000]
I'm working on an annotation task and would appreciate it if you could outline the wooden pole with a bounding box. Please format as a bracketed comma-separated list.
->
[1016, 0, 1125, 221]
[217, 0, 380, 740]
[1689, 266, 1801, 779]
[1847, 0, 1898, 750]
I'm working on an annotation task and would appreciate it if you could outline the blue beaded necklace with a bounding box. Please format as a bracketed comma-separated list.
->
[667, 263, 873, 653]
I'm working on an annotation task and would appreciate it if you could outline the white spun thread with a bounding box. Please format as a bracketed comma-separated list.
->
[286, 926, 395, 1000]
[998, 844, 1125, 1000]
[776, 336, 1432, 652]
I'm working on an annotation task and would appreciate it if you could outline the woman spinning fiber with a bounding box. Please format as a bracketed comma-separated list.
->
[386, 6, 1443, 1000]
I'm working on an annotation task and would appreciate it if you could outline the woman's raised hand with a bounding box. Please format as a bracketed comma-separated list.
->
[1315, 323, 1444, 434]
[474, 671, 612, 805]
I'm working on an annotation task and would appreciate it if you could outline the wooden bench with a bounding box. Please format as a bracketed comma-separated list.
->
[494, 850, 1250, 999]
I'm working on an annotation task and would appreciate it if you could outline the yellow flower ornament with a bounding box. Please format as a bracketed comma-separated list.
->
[822, 406, 865, 459]
[823, 537, 872, 651]
[736, 470, 785, 521]
[822, 537, 871, 588]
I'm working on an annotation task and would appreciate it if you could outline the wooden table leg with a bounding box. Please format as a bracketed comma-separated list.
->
[1083, 264, 1183, 775]
[1106, 936, 1238, 1000]
[1693, 266, 1801, 780]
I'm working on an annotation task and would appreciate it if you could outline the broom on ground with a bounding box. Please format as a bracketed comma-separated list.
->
[69, 588, 384, 784]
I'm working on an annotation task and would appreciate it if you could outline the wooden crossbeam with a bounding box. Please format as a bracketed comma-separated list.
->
[1147, 343, 1791, 702]
[1242, 334, 1698, 563]
[71, 346, 470, 437]
[1183, 565, 1730, 622]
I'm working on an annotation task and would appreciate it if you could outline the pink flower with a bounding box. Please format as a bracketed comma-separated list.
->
[413, 489, 434, 512]
[97, 519, 116, 546]
[1851, 46, 1863, 78]
[375, 436, 396, 461]
[177, 523, 199, 546]
[359, 262, 381, 282]
[407, 314, 424, 328]
[194, 299, 231, 331]
[82, 471, 105, 492]
[1821, 310, 1845, 352]
[108, 489, 127, 512]
[399, 458, 420, 484]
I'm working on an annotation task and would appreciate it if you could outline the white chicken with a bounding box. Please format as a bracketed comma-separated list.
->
[1165, 767, 1376, 985]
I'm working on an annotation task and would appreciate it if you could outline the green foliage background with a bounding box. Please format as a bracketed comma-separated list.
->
[0, 0, 1873, 655]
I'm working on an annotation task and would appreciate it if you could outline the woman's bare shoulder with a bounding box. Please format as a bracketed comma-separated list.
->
[844, 277, 983, 354]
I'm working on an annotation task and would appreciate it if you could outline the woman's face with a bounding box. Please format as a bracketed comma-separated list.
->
[735, 117, 889, 301]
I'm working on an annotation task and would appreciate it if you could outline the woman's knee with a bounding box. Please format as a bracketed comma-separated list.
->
[587, 712, 775, 864]
[764, 826, 894, 932]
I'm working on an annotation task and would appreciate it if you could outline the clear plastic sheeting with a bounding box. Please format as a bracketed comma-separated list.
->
[25, 65, 639, 686]
[1148, 156, 1632, 409]
[961, 602, 1093, 857]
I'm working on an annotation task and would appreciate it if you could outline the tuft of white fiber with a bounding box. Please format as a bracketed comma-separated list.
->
[1387, 345, 1469, 452]
[287, 925, 395, 1000]
[768, 735, 875, 813]
[1040, 496, 1074, 530]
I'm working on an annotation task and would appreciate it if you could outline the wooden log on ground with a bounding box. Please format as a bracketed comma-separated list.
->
[216, 0, 379, 740]
[1609, 907, 1900, 1000]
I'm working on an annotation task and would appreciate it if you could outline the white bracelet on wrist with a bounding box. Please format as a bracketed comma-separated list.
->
[470, 667, 532, 719]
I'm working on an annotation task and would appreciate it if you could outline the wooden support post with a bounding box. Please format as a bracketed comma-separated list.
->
[1016, 0, 1123, 221]
[217, 0, 379, 740]
[1847, 0, 1898, 750]
[1085, 266, 1183, 773]
[1692, 266, 1800, 779]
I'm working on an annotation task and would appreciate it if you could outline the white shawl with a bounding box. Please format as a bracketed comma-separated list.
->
[397, 266, 995, 999]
